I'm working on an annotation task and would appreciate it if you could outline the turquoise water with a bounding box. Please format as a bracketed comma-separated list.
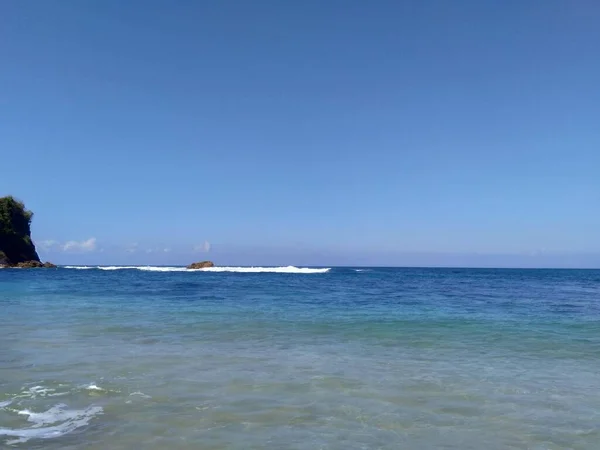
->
[1, 266, 599, 449]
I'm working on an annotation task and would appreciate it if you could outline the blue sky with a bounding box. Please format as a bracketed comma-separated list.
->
[2, 1, 599, 267]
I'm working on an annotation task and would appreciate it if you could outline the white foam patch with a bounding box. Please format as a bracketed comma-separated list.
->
[0, 400, 12, 408]
[16, 386, 56, 399]
[198, 266, 330, 274]
[64, 266, 330, 274]
[19, 404, 80, 426]
[85, 384, 103, 391]
[0, 404, 102, 445]
[47, 392, 69, 397]
[29, 386, 49, 395]
[137, 266, 188, 272]
[129, 391, 152, 399]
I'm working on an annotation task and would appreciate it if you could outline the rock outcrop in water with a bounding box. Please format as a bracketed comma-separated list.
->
[0, 196, 55, 268]
[186, 261, 215, 269]
[14, 260, 57, 268]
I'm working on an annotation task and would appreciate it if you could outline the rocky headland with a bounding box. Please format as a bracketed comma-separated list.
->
[0, 196, 56, 268]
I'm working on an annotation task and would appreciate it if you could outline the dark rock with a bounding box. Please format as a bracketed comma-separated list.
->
[15, 260, 44, 268]
[0, 196, 41, 265]
[186, 261, 215, 269]
[11, 260, 56, 269]
[0, 250, 9, 267]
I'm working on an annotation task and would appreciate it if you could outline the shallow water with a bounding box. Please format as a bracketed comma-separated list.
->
[1, 267, 599, 448]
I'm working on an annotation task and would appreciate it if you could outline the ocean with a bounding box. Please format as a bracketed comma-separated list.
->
[1, 266, 599, 449]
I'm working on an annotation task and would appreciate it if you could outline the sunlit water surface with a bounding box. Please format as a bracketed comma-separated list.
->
[1, 267, 599, 449]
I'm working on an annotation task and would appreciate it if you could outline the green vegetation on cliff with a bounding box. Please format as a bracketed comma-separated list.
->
[0, 196, 41, 265]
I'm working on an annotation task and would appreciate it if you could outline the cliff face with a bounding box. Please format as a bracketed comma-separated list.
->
[0, 196, 41, 266]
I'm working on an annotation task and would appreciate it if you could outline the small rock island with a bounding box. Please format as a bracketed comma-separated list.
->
[0, 196, 56, 268]
[186, 261, 215, 269]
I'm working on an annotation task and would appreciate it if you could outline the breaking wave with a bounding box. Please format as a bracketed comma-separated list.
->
[0, 382, 115, 445]
[0, 403, 102, 445]
[64, 265, 330, 274]
[65, 266, 186, 272]
[198, 266, 330, 274]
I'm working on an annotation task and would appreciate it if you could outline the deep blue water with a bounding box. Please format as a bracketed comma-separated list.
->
[1, 266, 600, 449]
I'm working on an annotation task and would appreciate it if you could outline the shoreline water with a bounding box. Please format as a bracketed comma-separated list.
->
[2, 267, 600, 448]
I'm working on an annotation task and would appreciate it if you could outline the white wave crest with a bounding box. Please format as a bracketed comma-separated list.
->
[0, 404, 102, 445]
[129, 391, 152, 399]
[16, 386, 55, 399]
[137, 266, 188, 272]
[198, 266, 330, 274]
[65, 266, 186, 271]
[64, 265, 330, 274]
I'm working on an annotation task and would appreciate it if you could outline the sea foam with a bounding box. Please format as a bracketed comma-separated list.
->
[195, 266, 330, 274]
[65, 265, 330, 274]
[0, 404, 103, 445]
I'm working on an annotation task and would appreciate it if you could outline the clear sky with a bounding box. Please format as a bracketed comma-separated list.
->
[2, 1, 599, 267]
